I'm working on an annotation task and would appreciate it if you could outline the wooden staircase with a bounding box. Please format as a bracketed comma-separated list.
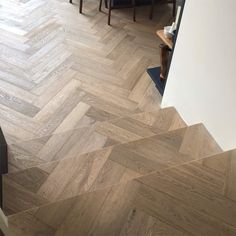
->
[2, 107, 236, 235]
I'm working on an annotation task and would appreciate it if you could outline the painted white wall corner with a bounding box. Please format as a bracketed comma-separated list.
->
[162, 0, 236, 150]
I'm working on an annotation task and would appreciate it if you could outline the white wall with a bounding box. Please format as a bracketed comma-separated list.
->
[162, 0, 236, 150]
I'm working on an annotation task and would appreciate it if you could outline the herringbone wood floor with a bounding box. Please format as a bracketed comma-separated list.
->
[2, 1, 236, 235]
[0, 0, 174, 144]
[7, 107, 186, 172]
[4, 122, 223, 216]
[5, 1, 231, 235]
[9, 150, 236, 236]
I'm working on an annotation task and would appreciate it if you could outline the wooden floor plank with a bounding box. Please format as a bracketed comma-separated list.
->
[0, 0, 172, 143]
[4, 122, 222, 215]
[8, 150, 236, 236]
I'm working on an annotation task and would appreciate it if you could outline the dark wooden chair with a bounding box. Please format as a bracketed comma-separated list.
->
[150, 0, 176, 20]
[70, 0, 174, 25]
[70, 0, 83, 13]
[107, 0, 136, 25]
[69, 0, 85, 13]
[70, 0, 136, 25]
[100, 0, 136, 25]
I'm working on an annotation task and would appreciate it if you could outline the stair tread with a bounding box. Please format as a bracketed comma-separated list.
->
[8, 107, 186, 173]
[4, 123, 222, 216]
[8, 150, 236, 236]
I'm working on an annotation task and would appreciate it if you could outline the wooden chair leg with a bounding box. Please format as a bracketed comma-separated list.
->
[79, 0, 83, 13]
[99, 0, 103, 11]
[172, 0, 176, 17]
[149, 0, 154, 19]
[105, 0, 108, 9]
[132, 0, 136, 21]
[108, 0, 112, 25]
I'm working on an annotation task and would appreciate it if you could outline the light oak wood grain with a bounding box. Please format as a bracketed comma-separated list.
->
[0, 0, 172, 144]
[7, 107, 186, 172]
[8, 150, 236, 236]
[156, 30, 173, 49]
[1, 1, 230, 235]
[4, 123, 221, 215]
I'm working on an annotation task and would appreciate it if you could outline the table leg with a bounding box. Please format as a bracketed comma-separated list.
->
[159, 44, 170, 80]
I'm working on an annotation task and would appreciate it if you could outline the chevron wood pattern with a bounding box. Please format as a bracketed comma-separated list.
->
[0, 0, 174, 145]
[2, 0, 232, 235]
[8, 150, 236, 236]
[7, 107, 186, 172]
[3, 123, 222, 215]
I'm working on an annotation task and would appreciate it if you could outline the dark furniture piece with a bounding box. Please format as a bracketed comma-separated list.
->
[147, 0, 185, 96]
[146, 30, 172, 95]
[70, 0, 136, 25]
[106, 0, 136, 25]
[69, 0, 176, 25]
[104, 0, 176, 25]
[150, 0, 176, 19]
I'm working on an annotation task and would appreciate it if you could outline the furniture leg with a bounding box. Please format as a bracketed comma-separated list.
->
[69, 0, 72, 3]
[108, 0, 112, 25]
[79, 0, 83, 13]
[105, 0, 108, 8]
[159, 44, 170, 80]
[132, 0, 136, 21]
[99, 0, 103, 11]
[149, 0, 154, 19]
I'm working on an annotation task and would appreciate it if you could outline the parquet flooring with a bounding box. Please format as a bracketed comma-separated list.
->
[0, 0, 173, 144]
[2, 0, 234, 235]
[8, 150, 236, 236]
[7, 107, 186, 172]
[4, 123, 222, 215]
